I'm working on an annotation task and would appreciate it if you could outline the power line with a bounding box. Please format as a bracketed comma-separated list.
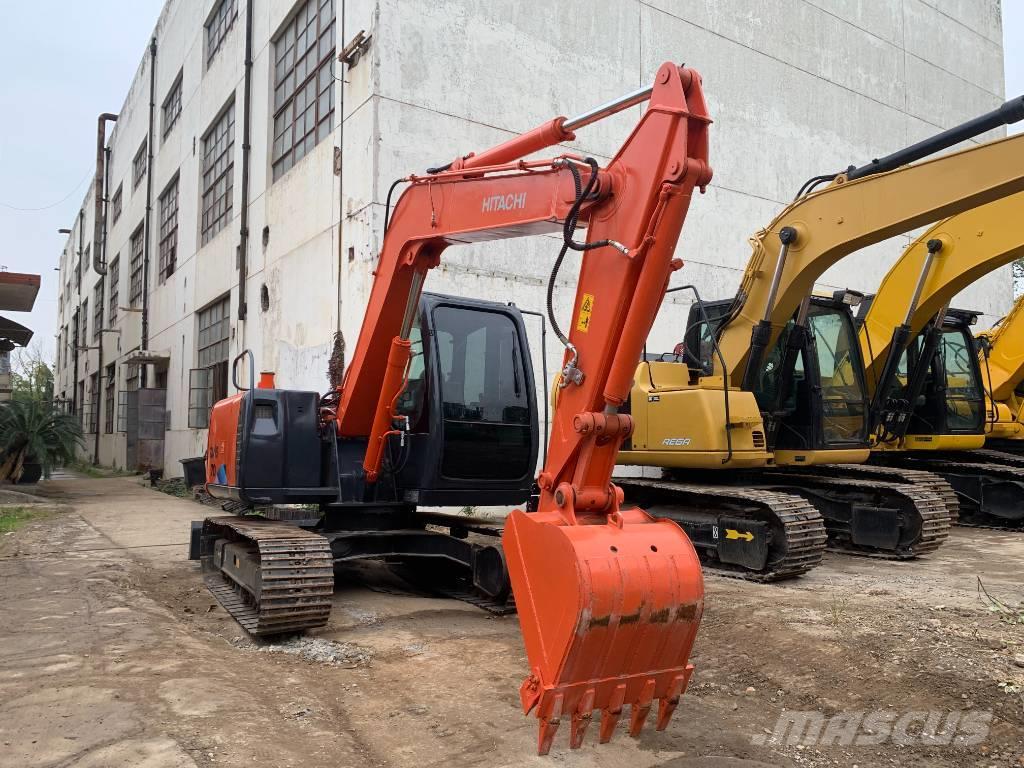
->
[0, 169, 92, 212]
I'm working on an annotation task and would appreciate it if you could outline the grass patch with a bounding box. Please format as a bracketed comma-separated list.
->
[827, 588, 851, 628]
[154, 477, 191, 498]
[0, 506, 41, 534]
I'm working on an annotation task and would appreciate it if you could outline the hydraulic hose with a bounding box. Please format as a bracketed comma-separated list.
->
[545, 157, 610, 348]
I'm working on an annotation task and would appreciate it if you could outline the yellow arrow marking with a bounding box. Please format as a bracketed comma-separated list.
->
[725, 529, 754, 542]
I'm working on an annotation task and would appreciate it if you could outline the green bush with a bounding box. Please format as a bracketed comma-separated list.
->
[0, 399, 84, 483]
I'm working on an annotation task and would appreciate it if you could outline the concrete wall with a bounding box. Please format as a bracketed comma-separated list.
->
[53, 0, 1009, 474]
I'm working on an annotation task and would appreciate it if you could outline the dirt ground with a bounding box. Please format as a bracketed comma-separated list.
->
[1, 475, 1022, 768]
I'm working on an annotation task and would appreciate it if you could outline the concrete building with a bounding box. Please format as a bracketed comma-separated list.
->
[53, 0, 1010, 474]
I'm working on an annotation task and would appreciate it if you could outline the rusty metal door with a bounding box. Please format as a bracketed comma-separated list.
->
[137, 388, 166, 471]
[125, 390, 139, 469]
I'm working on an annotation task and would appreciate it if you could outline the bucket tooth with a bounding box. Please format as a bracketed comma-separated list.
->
[598, 684, 627, 743]
[569, 689, 596, 748]
[656, 671, 690, 731]
[537, 692, 564, 756]
[628, 678, 656, 737]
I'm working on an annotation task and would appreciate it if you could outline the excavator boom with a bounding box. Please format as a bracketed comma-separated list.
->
[858, 191, 1024, 396]
[715, 108, 1024, 386]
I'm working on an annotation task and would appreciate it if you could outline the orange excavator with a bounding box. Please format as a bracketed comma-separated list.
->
[190, 63, 711, 753]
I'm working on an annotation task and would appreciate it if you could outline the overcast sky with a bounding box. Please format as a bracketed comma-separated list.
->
[0, 2, 1022, 363]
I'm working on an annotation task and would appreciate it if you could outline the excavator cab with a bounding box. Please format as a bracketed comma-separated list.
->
[763, 297, 869, 454]
[390, 293, 539, 505]
[872, 308, 986, 443]
[206, 292, 538, 507]
[682, 292, 869, 454]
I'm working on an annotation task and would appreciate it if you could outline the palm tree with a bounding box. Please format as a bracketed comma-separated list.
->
[0, 399, 83, 483]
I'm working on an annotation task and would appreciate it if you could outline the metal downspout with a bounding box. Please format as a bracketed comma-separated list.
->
[336, 0, 346, 340]
[93, 117, 116, 465]
[92, 114, 118, 276]
[72, 210, 84, 415]
[141, 36, 157, 385]
[237, 0, 254, 326]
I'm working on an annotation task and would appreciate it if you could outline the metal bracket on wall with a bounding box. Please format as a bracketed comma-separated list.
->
[339, 30, 372, 68]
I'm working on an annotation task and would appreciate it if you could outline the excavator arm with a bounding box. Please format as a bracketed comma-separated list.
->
[713, 98, 1024, 389]
[333, 63, 713, 753]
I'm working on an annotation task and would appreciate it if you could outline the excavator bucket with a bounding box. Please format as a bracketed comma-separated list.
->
[503, 507, 703, 754]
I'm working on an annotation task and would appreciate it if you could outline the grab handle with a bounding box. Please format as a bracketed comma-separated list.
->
[232, 350, 255, 392]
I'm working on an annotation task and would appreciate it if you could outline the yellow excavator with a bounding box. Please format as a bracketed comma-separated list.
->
[616, 98, 1024, 578]
[848, 192, 1024, 526]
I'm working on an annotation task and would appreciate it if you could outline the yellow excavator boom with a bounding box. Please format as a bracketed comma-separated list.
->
[715, 132, 1024, 385]
[858, 191, 1024, 394]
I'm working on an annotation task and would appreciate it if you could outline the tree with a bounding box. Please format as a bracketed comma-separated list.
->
[9, 343, 54, 404]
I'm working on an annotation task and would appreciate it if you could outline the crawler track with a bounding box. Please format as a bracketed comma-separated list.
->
[773, 475, 950, 557]
[871, 454, 1024, 529]
[201, 516, 334, 636]
[813, 463, 961, 523]
[971, 448, 1024, 469]
[617, 479, 827, 582]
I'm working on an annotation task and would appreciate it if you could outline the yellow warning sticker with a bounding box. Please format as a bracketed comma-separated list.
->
[576, 293, 595, 333]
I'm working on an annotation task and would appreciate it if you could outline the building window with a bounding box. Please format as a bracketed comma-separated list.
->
[111, 183, 123, 224]
[133, 140, 147, 189]
[272, 0, 336, 180]
[117, 367, 139, 433]
[85, 373, 99, 433]
[108, 256, 120, 325]
[158, 175, 179, 281]
[162, 71, 183, 139]
[76, 381, 85, 419]
[206, 0, 238, 66]
[93, 282, 103, 339]
[104, 363, 116, 434]
[129, 224, 145, 307]
[81, 298, 88, 343]
[117, 390, 129, 432]
[190, 295, 230, 428]
[201, 102, 235, 244]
